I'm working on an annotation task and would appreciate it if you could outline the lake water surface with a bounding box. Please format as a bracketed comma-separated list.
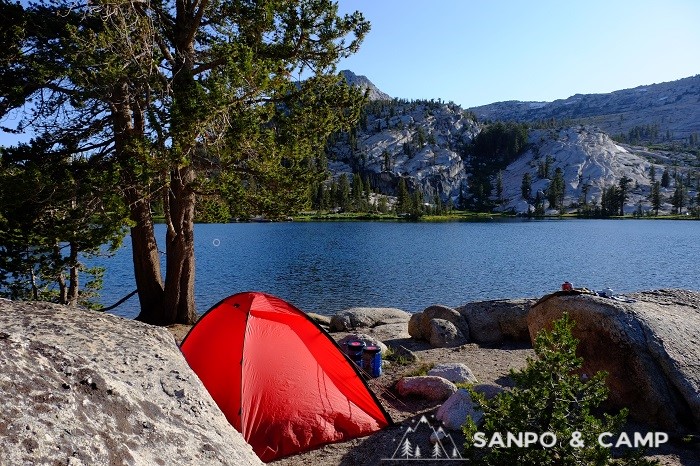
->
[95, 219, 700, 319]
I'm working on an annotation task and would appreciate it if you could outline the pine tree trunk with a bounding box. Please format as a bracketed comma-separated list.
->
[55, 244, 67, 304]
[129, 189, 165, 323]
[162, 166, 197, 325]
[66, 241, 79, 306]
[111, 80, 167, 323]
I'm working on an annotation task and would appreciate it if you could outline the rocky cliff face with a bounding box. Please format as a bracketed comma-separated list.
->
[0, 300, 262, 466]
[329, 73, 698, 213]
[340, 70, 392, 101]
[500, 126, 665, 213]
[327, 98, 479, 204]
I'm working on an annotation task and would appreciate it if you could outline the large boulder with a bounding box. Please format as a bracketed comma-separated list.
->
[0, 300, 263, 465]
[457, 298, 535, 344]
[330, 307, 411, 332]
[528, 289, 700, 433]
[408, 305, 469, 347]
[396, 376, 457, 401]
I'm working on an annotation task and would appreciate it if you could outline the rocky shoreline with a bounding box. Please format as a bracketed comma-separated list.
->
[2, 290, 699, 465]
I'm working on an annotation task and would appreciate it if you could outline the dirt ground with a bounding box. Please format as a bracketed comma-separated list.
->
[168, 324, 699, 466]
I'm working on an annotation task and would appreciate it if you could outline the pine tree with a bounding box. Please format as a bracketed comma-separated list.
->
[313, 183, 326, 211]
[534, 191, 545, 217]
[547, 168, 565, 211]
[351, 173, 364, 211]
[382, 150, 392, 171]
[661, 168, 671, 188]
[364, 176, 372, 203]
[496, 171, 504, 206]
[397, 178, 410, 214]
[581, 183, 590, 206]
[337, 174, 351, 212]
[3, 0, 370, 324]
[521, 173, 532, 201]
[618, 176, 632, 216]
[432, 443, 442, 458]
[377, 195, 388, 213]
[329, 180, 339, 209]
[400, 439, 413, 458]
[649, 165, 656, 182]
[650, 181, 662, 216]
[411, 190, 424, 218]
[672, 182, 686, 214]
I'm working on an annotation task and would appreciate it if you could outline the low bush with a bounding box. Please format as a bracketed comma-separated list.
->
[462, 313, 658, 465]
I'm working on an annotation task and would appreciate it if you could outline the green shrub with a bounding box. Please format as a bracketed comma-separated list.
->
[462, 313, 658, 465]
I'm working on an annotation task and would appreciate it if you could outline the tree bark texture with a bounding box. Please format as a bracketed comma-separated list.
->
[163, 165, 197, 324]
[110, 80, 166, 322]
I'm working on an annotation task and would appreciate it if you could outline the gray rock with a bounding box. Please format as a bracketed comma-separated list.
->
[330, 307, 411, 332]
[421, 305, 470, 339]
[436, 389, 483, 430]
[457, 298, 535, 344]
[0, 301, 262, 465]
[336, 333, 388, 355]
[428, 363, 478, 384]
[409, 305, 470, 347]
[408, 312, 422, 339]
[340, 70, 392, 101]
[428, 318, 464, 348]
[366, 323, 410, 342]
[306, 312, 331, 327]
[528, 289, 700, 433]
[396, 376, 457, 401]
[472, 383, 505, 400]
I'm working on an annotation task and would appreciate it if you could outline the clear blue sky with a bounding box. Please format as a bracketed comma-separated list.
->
[2, 0, 698, 147]
[336, 0, 700, 107]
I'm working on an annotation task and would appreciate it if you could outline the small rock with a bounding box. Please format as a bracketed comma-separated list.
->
[436, 389, 483, 430]
[472, 383, 504, 400]
[396, 376, 457, 401]
[428, 363, 478, 384]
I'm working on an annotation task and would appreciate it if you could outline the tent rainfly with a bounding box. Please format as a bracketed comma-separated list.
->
[180, 292, 392, 462]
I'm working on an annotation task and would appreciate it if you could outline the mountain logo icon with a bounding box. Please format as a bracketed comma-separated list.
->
[385, 415, 463, 461]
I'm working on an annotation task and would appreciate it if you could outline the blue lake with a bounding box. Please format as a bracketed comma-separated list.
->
[95, 219, 700, 319]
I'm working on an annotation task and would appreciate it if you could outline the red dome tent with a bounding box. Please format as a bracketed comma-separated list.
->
[180, 292, 392, 462]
